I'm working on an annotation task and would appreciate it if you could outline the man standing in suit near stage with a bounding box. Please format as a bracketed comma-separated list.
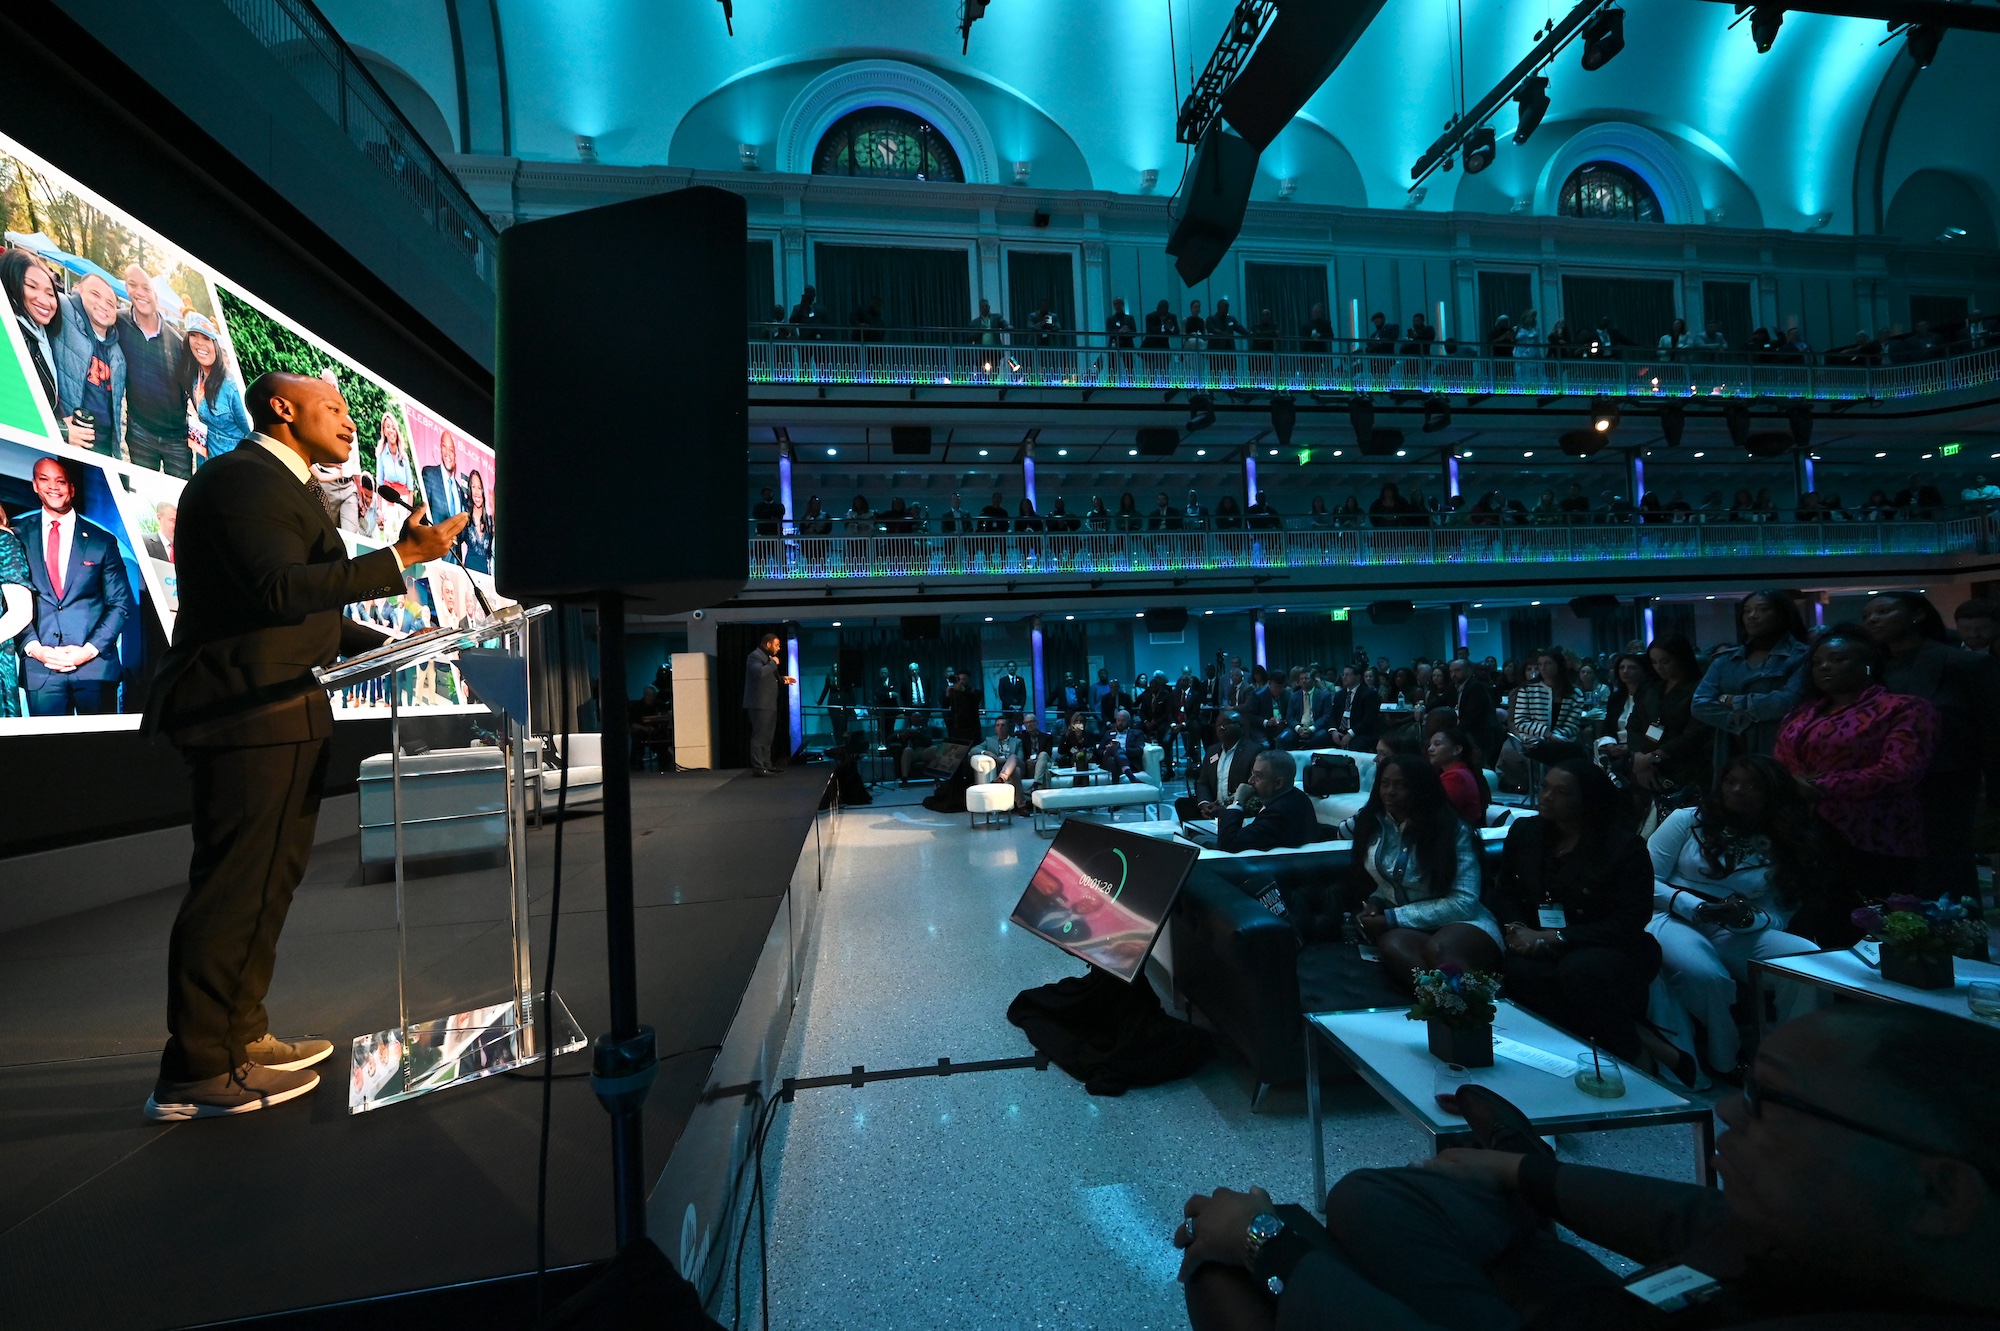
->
[17, 456, 133, 716]
[744, 631, 793, 776]
[141, 372, 464, 1120]
[995, 659, 1027, 724]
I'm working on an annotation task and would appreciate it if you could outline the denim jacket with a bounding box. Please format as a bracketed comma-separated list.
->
[1690, 636, 1809, 779]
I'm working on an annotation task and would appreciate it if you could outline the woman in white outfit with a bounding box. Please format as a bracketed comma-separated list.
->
[1644, 754, 1820, 1081]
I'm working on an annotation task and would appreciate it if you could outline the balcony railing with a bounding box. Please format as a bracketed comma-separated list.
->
[219, 0, 498, 282]
[749, 328, 2000, 402]
[746, 513, 1992, 583]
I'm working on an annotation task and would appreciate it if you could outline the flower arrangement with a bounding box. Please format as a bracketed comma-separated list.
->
[1406, 964, 1501, 1029]
[1852, 895, 1987, 957]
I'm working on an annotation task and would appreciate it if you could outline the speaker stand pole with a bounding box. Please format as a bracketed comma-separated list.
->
[589, 589, 656, 1249]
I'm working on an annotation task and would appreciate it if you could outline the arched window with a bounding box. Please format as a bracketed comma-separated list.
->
[1559, 162, 1662, 223]
[812, 107, 963, 182]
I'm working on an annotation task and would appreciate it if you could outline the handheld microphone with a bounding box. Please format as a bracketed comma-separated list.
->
[375, 486, 495, 620]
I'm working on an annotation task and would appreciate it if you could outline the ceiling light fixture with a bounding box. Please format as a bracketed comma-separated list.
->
[826, 447, 837, 456]
[1590, 398, 1620, 433]
[1463, 126, 1497, 174]
[1750, 5, 1783, 52]
[1512, 75, 1551, 143]
[1187, 392, 1216, 432]
[1581, 6, 1626, 68]
[1422, 394, 1452, 432]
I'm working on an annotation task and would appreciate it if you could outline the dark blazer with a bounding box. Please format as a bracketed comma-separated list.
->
[1493, 817, 1654, 953]
[743, 646, 782, 711]
[1218, 786, 1325, 852]
[1333, 684, 1381, 745]
[1194, 735, 1265, 806]
[1453, 675, 1498, 754]
[995, 672, 1027, 711]
[145, 441, 401, 746]
[420, 464, 467, 522]
[15, 508, 133, 686]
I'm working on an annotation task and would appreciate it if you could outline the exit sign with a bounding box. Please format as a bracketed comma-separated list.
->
[1941, 442, 1962, 456]
[1332, 608, 1350, 622]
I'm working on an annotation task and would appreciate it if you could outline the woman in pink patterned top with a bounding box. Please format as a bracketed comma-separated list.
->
[1773, 627, 1937, 944]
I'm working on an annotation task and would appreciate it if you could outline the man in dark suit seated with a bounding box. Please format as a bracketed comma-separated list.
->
[16, 456, 134, 715]
[1216, 749, 1325, 852]
[140, 371, 465, 1122]
[1330, 665, 1381, 752]
[1098, 707, 1147, 781]
[1181, 710, 1265, 819]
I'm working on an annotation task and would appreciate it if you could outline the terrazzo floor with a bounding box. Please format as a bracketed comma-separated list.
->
[735, 795, 1709, 1329]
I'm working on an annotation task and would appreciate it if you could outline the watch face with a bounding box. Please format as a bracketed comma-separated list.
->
[1249, 1213, 1284, 1241]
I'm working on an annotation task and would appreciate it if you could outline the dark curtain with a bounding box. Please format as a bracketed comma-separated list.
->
[718, 622, 792, 770]
[1653, 603, 1699, 650]
[531, 604, 599, 736]
[1702, 281, 1753, 351]
[813, 243, 971, 341]
[1910, 293, 1969, 332]
[1587, 606, 1643, 659]
[834, 625, 983, 733]
[1006, 250, 1075, 332]
[1264, 617, 1351, 673]
[1505, 608, 1552, 664]
[1562, 275, 1678, 348]
[747, 239, 776, 325]
[1244, 262, 1330, 348]
[1478, 271, 1534, 342]
[1039, 621, 1090, 710]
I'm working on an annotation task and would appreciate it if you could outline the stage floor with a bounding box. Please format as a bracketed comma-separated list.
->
[0, 766, 830, 1331]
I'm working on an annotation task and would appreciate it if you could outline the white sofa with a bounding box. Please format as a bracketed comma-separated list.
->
[1289, 747, 1509, 830]
[359, 746, 509, 868]
[1030, 742, 1166, 835]
[534, 733, 604, 821]
[966, 753, 1015, 827]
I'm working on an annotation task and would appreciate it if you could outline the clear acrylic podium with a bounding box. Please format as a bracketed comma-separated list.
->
[316, 602, 586, 1113]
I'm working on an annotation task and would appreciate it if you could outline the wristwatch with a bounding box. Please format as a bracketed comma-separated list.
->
[1244, 1212, 1285, 1269]
[1246, 1211, 1314, 1296]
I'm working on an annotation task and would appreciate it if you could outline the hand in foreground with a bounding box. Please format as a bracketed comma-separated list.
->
[392, 502, 469, 566]
[1196, 800, 1219, 818]
[1175, 1185, 1273, 1281]
[1231, 782, 1255, 806]
[1504, 922, 1556, 955]
[1355, 900, 1390, 938]
[1422, 1148, 1525, 1194]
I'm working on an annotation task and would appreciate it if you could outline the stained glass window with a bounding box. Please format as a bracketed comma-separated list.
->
[812, 108, 963, 182]
[1558, 162, 1662, 223]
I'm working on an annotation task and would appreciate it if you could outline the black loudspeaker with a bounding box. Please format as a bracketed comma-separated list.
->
[1146, 607, 1190, 632]
[891, 425, 933, 454]
[1221, 0, 1393, 152]
[1359, 427, 1404, 457]
[1367, 600, 1416, 624]
[1136, 426, 1180, 456]
[1569, 594, 1623, 618]
[495, 187, 747, 608]
[1166, 125, 1259, 285]
[902, 615, 942, 641]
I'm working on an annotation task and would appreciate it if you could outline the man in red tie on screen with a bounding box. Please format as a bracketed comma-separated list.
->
[140, 371, 465, 1121]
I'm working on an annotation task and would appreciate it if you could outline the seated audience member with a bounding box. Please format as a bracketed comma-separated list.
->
[1178, 1004, 2000, 1331]
[1052, 711, 1096, 778]
[1505, 648, 1588, 774]
[1426, 726, 1489, 828]
[896, 722, 946, 782]
[1015, 711, 1053, 783]
[1098, 708, 1147, 781]
[1646, 756, 1822, 1082]
[1345, 755, 1499, 981]
[1329, 665, 1380, 751]
[1375, 723, 1423, 765]
[1183, 710, 1264, 819]
[1595, 650, 1658, 773]
[1216, 749, 1322, 852]
[1773, 626, 1937, 946]
[1494, 760, 1658, 1059]
[1953, 597, 2000, 658]
[971, 717, 1026, 809]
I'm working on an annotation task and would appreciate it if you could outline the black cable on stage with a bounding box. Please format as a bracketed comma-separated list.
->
[535, 601, 575, 1318]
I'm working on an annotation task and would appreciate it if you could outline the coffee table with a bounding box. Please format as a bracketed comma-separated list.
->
[1749, 946, 2000, 1039]
[1304, 1000, 1714, 1210]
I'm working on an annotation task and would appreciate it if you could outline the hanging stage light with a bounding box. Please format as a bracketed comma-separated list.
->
[1513, 76, 1551, 144]
[1463, 126, 1497, 174]
[1580, 7, 1625, 70]
[1421, 395, 1452, 432]
[1590, 397, 1620, 433]
[1660, 402, 1685, 447]
[1188, 392, 1217, 432]
[1905, 23, 1943, 67]
[1723, 402, 1752, 448]
[1750, 6, 1784, 53]
[1348, 395, 1376, 446]
[1271, 394, 1298, 447]
[1560, 428, 1607, 457]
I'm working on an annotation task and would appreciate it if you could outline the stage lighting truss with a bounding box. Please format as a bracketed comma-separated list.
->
[1409, 0, 1619, 192]
[1176, 0, 1280, 144]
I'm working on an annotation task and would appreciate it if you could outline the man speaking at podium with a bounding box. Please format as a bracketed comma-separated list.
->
[141, 372, 466, 1121]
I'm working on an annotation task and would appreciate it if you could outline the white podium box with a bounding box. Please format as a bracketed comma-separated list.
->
[316, 604, 584, 1112]
[672, 650, 715, 769]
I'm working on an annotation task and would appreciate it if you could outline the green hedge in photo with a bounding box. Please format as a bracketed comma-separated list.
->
[215, 287, 406, 474]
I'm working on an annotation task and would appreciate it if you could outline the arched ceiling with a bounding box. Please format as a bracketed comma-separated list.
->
[318, 0, 1999, 235]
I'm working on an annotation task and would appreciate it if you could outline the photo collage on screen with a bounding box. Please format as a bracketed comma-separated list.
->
[0, 130, 500, 731]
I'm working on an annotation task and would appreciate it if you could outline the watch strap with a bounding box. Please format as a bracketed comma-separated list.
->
[1250, 1226, 1315, 1292]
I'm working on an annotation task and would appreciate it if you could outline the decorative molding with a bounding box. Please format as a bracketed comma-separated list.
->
[777, 59, 995, 184]
[1535, 122, 1703, 226]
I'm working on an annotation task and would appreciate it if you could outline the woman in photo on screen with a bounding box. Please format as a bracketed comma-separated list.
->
[375, 411, 413, 491]
[180, 312, 251, 465]
[0, 506, 34, 717]
[1, 248, 63, 419]
[460, 469, 493, 574]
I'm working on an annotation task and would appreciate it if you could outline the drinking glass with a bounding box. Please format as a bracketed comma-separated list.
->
[1573, 1051, 1626, 1099]
[1968, 981, 2000, 1022]
[1433, 1063, 1471, 1115]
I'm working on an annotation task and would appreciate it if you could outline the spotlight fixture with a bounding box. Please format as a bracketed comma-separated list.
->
[1560, 428, 1607, 457]
[1271, 394, 1298, 448]
[1723, 403, 1752, 449]
[1512, 76, 1551, 144]
[1421, 395, 1452, 432]
[1590, 398, 1620, 433]
[1906, 24, 1944, 67]
[1580, 7, 1625, 70]
[1187, 392, 1216, 432]
[1660, 402, 1685, 447]
[1750, 5, 1783, 53]
[1348, 395, 1376, 446]
[1787, 403, 1814, 449]
[1463, 127, 1496, 174]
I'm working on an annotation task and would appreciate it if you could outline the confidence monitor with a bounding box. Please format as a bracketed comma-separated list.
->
[494, 186, 748, 609]
[1010, 822, 1199, 983]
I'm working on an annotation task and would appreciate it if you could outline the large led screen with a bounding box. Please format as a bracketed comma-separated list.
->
[0, 130, 499, 733]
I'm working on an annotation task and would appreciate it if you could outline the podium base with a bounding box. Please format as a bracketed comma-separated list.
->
[349, 992, 589, 1113]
